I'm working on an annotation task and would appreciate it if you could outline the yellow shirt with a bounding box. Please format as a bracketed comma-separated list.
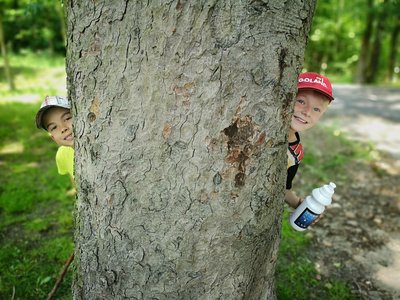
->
[56, 146, 74, 179]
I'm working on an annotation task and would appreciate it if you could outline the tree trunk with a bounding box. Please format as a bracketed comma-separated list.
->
[55, 0, 67, 46]
[0, 12, 15, 91]
[356, 0, 374, 84]
[366, 0, 387, 84]
[387, 18, 400, 82]
[66, 1, 316, 299]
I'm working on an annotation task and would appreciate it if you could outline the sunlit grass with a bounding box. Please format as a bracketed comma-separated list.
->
[0, 141, 24, 154]
[0, 51, 67, 101]
[0, 82, 73, 299]
[2, 54, 78, 297]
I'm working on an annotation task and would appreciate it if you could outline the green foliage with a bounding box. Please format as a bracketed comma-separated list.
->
[1, 0, 66, 54]
[1, 1, 399, 84]
[304, 0, 400, 84]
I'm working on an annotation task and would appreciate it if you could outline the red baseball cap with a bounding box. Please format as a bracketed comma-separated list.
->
[297, 72, 334, 102]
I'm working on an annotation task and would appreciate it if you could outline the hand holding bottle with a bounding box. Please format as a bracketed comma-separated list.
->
[290, 182, 336, 231]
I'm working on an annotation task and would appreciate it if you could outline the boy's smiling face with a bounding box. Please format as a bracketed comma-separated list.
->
[43, 107, 74, 147]
[290, 89, 330, 134]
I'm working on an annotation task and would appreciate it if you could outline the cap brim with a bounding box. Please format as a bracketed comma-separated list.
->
[35, 105, 60, 129]
[298, 85, 334, 101]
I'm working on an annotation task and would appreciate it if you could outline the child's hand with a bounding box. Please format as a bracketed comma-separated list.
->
[66, 188, 76, 197]
[295, 197, 303, 209]
[313, 213, 325, 225]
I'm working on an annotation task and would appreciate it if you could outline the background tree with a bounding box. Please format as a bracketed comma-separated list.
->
[380, 0, 400, 83]
[0, 0, 66, 90]
[1, 0, 398, 86]
[365, 0, 388, 84]
[386, 2, 400, 82]
[66, 1, 316, 299]
[356, 0, 374, 84]
[304, 0, 364, 78]
[304, 0, 400, 84]
[0, 7, 15, 90]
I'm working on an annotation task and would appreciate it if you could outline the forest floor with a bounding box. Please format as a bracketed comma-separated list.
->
[303, 85, 400, 300]
[306, 151, 400, 300]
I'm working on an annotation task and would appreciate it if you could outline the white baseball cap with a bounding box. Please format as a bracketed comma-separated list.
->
[35, 96, 70, 129]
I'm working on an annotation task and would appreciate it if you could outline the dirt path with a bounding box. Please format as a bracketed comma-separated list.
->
[324, 84, 400, 160]
[309, 84, 400, 299]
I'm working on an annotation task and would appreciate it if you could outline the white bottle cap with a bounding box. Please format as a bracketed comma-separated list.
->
[311, 182, 336, 206]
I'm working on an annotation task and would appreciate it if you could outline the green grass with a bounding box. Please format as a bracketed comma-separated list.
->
[277, 210, 358, 300]
[0, 50, 66, 100]
[0, 101, 74, 299]
[275, 126, 378, 300]
[294, 127, 378, 192]
[0, 53, 73, 299]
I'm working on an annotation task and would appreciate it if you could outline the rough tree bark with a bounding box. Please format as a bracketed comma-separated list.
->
[66, 1, 316, 299]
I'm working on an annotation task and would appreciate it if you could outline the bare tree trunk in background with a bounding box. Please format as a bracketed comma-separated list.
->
[387, 18, 400, 82]
[356, 0, 374, 84]
[0, 12, 15, 91]
[55, 0, 67, 46]
[66, 1, 316, 299]
[366, 0, 387, 84]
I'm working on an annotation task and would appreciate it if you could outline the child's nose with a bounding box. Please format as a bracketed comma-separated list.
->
[301, 104, 311, 116]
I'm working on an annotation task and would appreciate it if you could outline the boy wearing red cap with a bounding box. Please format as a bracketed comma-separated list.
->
[36, 96, 75, 185]
[285, 72, 334, 208]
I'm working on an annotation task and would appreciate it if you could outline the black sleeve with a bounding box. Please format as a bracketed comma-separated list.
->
[286, 164, 299, 190]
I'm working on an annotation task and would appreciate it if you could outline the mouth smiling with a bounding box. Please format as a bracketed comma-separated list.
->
[294, 115, 308, 124]
[64, 133, 74, 141]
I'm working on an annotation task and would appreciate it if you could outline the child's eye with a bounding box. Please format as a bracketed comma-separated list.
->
[63, 114, 72, 121]
[313, 107, 321, 112]
[49, 125, 57, 132]
[297, 99, 305, 104]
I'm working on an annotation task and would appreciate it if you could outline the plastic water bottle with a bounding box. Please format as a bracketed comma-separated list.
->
[289, 182, 336, 231]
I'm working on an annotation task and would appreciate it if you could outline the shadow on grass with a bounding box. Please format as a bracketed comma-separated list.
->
[0, 65, 40, 81]
[0, 101, 74, 299]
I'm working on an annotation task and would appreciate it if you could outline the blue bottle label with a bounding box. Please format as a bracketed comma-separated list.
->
[294, 208, 319, 229]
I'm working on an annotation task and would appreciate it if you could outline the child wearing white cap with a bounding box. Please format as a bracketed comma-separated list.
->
[36, 96, 74, 184]
[285, 72, 334, 209]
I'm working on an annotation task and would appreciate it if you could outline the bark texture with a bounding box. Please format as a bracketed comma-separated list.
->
[66, 1, 315, 299]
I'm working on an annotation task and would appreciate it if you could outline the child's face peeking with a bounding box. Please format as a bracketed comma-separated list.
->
[290, 89, 330, 134]
[43, 107, 74, 147]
